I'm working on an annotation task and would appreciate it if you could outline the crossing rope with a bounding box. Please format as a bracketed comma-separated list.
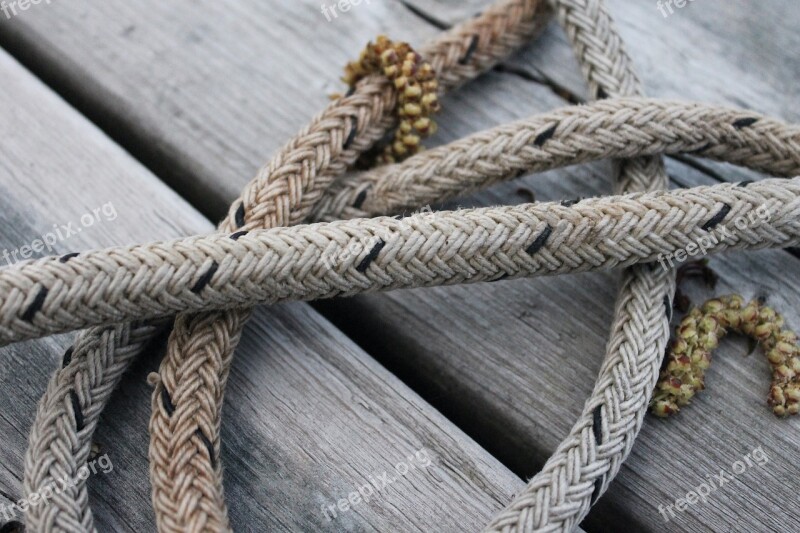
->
[5, 0, 797, 531]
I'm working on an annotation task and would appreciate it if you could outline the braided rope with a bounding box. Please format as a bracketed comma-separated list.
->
[486, 0, 674, 529]
[149, 3, 550, 531]
[309, 99, 800, 222]
[1, 178, 799, 346]
[19, 2, 549, 529]
[8, 1, 795, 532]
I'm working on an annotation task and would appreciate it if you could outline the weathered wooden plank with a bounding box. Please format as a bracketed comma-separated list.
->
[405, 0, 800, 122]
[0, 0, 444, 220]
[315, 74, 800, 532]
[0, 49, 526, 531]
[2, 1, 798, 531]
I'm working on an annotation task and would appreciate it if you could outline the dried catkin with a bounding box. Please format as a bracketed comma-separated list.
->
[651, 295, 800, 417]
[343, 35, 440, 164]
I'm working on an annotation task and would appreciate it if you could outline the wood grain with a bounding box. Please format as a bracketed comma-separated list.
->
[0, 49, 526, 532]
[1, 0, 797, 531]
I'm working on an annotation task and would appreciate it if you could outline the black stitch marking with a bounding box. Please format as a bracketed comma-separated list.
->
[526, 225, 553, 255]
[356, 240, 386, 273]
[597, 87, 609, 99]
[701, 203, 732, 231]
[195, 429, 217, 469]
[62, 347, 74, 368]
[59, 252, 80, 263]
[70, 390, 85, 432]
[733, 117, 759, 129]
[161, 387, 175, 417]
[344, 116, 358, 149]
[561, 198, 581, 207]
[591, 477, 603, 505]
[22, 287, 48, 322]
[191, 262, 219, 294]
[459, 35, 479, 65]
[353, 189, 369, 209]
[664, 295, 673, 322]
[230, 231, 249, 241]
[737, 180, 754, 188]
[691, 142, 711, 153]
[592, 405, 603, 445]
[533, 123, 558, 147]
[235, 203, 246, 228]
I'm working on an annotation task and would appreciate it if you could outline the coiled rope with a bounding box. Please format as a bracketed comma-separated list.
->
[7, 0, 797, 531]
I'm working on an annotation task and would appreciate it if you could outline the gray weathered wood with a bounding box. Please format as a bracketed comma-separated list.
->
[2, 0, 798, 531]
[0, 49, 526, 531]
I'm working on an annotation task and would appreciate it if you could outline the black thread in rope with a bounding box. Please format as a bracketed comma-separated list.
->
[191, 262, 220, 294]
[230, 230, 249, 241]
[533, 123, 559, 147]
[733, 117, 759, 129]
[344, 116, 358, 149]
[591, 476, 604, 505]
[356, 240, 386, 273]
[235, 203, 246, 229]
[590, 404, 604, 503]
[70, 390, 85, 432]
[59, 252, 80, 263]
[701, 203, 732, 231]
[353, 189, 369, 209]
[737, 180, 754, 188]
[195, 429, 217, 469]
[459, 34, 479, 64]
[663, 295, 673, 322]
[489, 273, 510, 283]
[62, 347, 74, 368]
[160, 387, 175, 417]
[526, 224, 553, 255]
[592, 405, 603, 445]
[691, 142, 712, 153]
[22, 287, 48, 322]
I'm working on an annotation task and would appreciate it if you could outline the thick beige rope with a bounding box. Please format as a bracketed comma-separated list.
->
[20, 1, 551, 529]
[149, 2, 551, 531]
[1, 178, 799, 346]
[309, 98, 800, 222]
[10, 0, 795, 531]
[485, 0, 674, 529]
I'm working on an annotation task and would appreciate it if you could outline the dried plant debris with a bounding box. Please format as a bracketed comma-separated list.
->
[343, 35, 440, 165]
[652, 295, 800, 417]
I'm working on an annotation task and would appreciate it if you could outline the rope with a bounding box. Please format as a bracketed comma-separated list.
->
[485, 0, 674, 528]
[149, 2, 550, 531]
[6, 0, 795, 531]
[2, 178, 799, 346]
[20, 1, 551, 531]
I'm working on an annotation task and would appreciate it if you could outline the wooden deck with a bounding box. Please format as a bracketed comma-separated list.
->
[0, 1, 798, 531]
